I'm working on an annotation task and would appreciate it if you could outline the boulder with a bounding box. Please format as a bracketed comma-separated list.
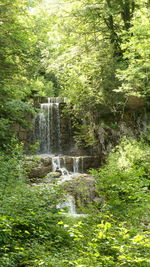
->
[26, 155, 52, 179]
[63, 174, 101, 213]
[28, 165, 51, 178]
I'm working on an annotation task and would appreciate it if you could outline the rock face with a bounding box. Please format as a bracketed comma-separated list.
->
[22, 97, 150, 184]
[26, 156, 52, 179]
[63, 174, 103, 213]
[14, 96, 150, 159]
[26, 155, 101, 179]
[12, 114, 35, 153]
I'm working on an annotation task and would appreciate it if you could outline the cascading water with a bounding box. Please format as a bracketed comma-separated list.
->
[35, 97, 85, 175]
[52, 156, 69, 176]
[73, 156, 84, 173]
[57, 195, 76, 214]
[35, 97, 63, 154]
[52, 157, 61, 172]
[33, 97, 96, 217]
[73, 157, 79, 173]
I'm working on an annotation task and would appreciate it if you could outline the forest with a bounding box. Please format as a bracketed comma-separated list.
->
[0, 0, 150, 266]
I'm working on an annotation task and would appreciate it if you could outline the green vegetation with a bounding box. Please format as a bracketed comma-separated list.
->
[1, 0, 150, 147]
[0, 0, 150, 266]
[0, 138, 150, 266]
[29, 0, 150, 146]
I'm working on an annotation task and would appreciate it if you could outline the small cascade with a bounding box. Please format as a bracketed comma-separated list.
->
[73, 157, 80, 173]
[52, 157, 61, 172]
[51, 155, 85, 175]
[57, 195, 76, 214]
[57, 194, 87, 217]
[73, 156, 84, 173]
[65, 195, 76, 214]
[52, 156, 69, 176]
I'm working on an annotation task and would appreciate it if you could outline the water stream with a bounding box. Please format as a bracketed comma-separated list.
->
[36, 98, 62, 154]
[52, 156, 69, 176]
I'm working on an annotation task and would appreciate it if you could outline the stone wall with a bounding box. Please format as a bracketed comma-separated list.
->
[12, 113, 35, 152]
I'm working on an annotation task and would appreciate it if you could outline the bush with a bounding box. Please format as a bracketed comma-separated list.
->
[91, 138, 150, 222]
[1, 138, 150, 266]
[0, 143, 72, 266]
[62, 216, 150, 266]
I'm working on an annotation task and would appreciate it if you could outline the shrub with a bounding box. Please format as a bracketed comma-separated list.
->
[91, 138, 150, 222]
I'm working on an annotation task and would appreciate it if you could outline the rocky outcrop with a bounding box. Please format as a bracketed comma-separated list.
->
[12, 114, 35, 153]
[26, 156, 52, 179]
[26, 155, 101, 179]
[63, 174, 103, 213]
[13, 96, 150, 160]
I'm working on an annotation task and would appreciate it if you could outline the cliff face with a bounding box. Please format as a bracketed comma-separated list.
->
[14, 96, 149, 160]
[91, 111, 149, 157]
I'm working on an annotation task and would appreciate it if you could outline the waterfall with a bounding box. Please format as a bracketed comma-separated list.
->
[52, 157, 61, 172]
[57, 195, 76, 215]
[35, 97, 63, 154]
[33, 97, 101, 218]
[73, 157, 79, 173]
[55, 103, 61, 152]
[35, 97, 85, 175]
[72, 157, 84, 173]
[51, 155, 84, 175]
[57, 194, 87, 217]
[52, 156, 69, 176]
[33, 97, 100, 218]
[65, 195, 76, 214]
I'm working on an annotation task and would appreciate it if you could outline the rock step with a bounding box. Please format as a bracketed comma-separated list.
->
[26, 155, 101, 179]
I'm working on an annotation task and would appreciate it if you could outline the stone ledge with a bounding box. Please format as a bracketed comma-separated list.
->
[26, 155, 101, 179]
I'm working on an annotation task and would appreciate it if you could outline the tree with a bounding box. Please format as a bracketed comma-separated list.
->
[117, 1, 150, 99]
[0, 0, 37, 147]
[35, 0, 140, 146]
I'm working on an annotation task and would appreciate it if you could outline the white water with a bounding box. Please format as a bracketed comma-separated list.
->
[73, 157, 79, 173]
[73, 156, 84, 173]
[36, 97, 64, 154]
[57, 195, 76, 214]
[57, 194, 87, 217]
[52, 156, 69, 176]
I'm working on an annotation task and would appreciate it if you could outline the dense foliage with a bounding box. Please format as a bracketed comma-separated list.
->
[0, 0, 150, 266]
[1, 0, 150, 146]
[0, 138, 150, 266]
[0, 143, 71, 266]
[30, 0, 150, 146]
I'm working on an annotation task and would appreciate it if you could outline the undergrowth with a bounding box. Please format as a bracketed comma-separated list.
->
[0, 138, 150, 266]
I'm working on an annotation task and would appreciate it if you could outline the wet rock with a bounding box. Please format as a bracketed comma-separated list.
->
[26, 154, 101, 180]
[63, 174, 100, 213]
[26, 156, 52, 179]
[28, 165, 51, 179]
[41, 156, 52, 166]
